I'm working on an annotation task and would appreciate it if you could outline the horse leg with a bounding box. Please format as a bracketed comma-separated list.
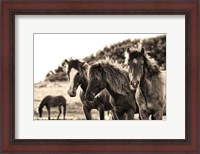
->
[152, 110, 163, 120]
[83, 106, 91, 120]
[127, 109, 135, 120]
[57, 106, 61, 120]
[111, 109, 119, 120]
[63, 105, 66, 120]
[47, 107, 51, 120]
[139, 109, 149, 120]
[139, 114, 142, 120]
[98, 105, 105, 120]
[116, 111, 125, 120]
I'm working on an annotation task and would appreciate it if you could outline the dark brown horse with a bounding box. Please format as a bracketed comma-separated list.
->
[85, 60, 137, 120]
[38, 95, 67, 120]
[125, 47, 166, 120]
[66, 59, 114, 120]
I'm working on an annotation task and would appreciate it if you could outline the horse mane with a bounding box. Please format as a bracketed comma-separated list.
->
[143, 52, 160, 76]
[39, 95, 51, 108]
[89, 59, 130, 96]
[80, 62, 88, 74]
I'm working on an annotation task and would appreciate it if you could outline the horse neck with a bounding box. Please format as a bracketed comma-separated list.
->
[39, 97, 48, 109]
[80, 69, 88, 92]
[106, 82, 121, 99]
[104, 71, 129, 99]
[80, 77, 88, 92]
[39, 102, 46, 109]
[139, 64, 154, 98]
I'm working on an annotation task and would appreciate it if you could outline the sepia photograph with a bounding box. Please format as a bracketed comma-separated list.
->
[34, 33, 166, 120]
[2, 0, 199, 152]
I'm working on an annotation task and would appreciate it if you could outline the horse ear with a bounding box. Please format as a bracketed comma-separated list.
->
[126, 47, 130, 53]
[78, 61, 85, 67]
[65, 59, 69, 63]
[141, 48, 145, 54]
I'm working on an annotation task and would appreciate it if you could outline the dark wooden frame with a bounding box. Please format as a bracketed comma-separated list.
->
[1, 0, 199, 153]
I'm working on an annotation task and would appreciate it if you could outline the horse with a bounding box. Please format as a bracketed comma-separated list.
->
[38, 95, 67, 120]
[85, 59, 137, 120]
[66, 59, 114, 120]
[125, 47, 166, 120]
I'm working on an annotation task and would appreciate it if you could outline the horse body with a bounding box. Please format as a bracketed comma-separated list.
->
[38, 95, 67, 120]
[126, 48, 166, 120]
[85, 60, 137, 120]
[67, 59, 113, 120]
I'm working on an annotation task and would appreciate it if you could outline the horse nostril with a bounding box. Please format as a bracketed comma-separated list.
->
[131, 80, 133, 85]
[131, 80, 139, 88]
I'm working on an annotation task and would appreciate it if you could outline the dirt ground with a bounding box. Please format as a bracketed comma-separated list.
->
[34, 81, 166, 120]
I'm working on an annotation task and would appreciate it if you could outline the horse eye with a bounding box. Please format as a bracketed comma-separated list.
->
[94, 78, 99, 82]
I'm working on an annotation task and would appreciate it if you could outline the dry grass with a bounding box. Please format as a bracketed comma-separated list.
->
[34, 81, 109, 120]
[34, 81, 166, 120]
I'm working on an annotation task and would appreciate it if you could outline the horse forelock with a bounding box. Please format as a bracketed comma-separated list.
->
[89, 60, 130, 96]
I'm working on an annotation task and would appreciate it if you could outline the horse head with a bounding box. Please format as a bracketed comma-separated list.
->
[126, 47, 146, 89]
[85, 64, 107, 101]
[67, 59, 86, 97]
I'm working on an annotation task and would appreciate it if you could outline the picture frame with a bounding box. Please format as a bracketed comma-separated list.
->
[1, 0, 199, 153]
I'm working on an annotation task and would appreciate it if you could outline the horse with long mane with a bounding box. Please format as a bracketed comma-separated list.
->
[85, 59, 137, 120]
[66, 59, 114, 120]
[38, 95, 67, 120]
[125, 47, 166, 120]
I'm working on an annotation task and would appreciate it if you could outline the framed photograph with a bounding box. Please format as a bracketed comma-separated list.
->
[1, 0, 199, 153]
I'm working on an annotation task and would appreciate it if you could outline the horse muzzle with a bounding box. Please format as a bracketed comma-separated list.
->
[131, 80, 139, 89]
[67, 90, 76, 97]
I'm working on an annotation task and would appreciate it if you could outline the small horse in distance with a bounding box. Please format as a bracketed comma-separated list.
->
[66, 59, 114, 120]
[125, 47, 166, 120]
[85, 59, 137, 120]
[38, 95, 67, 120]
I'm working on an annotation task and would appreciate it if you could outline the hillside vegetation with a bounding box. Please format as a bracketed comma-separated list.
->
[45, 35, 166, 82]
[83, 35, 166, 69]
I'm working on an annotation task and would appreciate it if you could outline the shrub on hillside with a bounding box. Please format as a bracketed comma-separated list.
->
[44, 35, 166, 82]
[84, 35, 166, 70]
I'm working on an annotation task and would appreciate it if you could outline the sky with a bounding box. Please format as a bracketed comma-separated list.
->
[34, 33, 163, 83]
